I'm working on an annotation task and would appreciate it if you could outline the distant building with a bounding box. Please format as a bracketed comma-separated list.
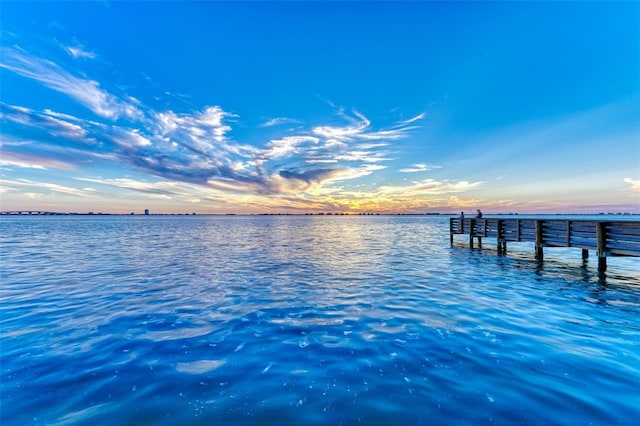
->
[144, 209, 149, 215]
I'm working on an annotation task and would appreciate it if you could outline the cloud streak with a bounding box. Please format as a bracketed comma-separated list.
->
[624, 178, 640, 191]
[61, 42, 96, 60]
[2, 178, 95, 197]
[399, 163, 442, 173]
[0, 46, 141, 120]
[260, 117, 301, 127]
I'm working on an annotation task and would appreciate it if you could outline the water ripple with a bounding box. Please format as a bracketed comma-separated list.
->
[1, 215, 639, 425]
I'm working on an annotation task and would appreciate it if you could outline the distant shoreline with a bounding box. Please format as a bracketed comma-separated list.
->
[2, 211, 639, 218]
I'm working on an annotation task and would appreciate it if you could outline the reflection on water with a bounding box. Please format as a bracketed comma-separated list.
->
[1, 215, 639, 425]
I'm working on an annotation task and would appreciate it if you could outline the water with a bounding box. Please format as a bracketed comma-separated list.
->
[1, 215, 639, 425]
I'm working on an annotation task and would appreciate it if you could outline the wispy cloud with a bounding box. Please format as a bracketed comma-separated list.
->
[292, 177, 484, 213]
[0, 149, 77, 171]
[261, 136, 320, 160]
[261, 117, 301, 127]
[0, 46, 141, 120]
[2, 178, 95, 197]
[377, 179, 483, 197]
[311, 110, 409, 143]
[399, 163, 442, 173]
[624, 178, 640, 191]
[60, 41, 96, 60]
[77, 177, 190, 200]
[398, 113, 426, 125]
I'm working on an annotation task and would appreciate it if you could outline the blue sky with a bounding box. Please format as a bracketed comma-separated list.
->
[1, 1, 639, 214]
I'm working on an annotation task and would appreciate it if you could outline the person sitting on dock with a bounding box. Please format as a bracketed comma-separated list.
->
[460, 212, 464, 218]
[476, 209, 483, 218]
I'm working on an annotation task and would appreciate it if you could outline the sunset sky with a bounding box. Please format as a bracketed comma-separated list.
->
[1, 1, 639, 214]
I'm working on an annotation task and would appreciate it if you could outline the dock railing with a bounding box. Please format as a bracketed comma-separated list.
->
[450, 218, 640, 272]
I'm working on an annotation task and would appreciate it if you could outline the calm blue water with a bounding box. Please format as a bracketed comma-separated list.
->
[1, 215, 639, 425]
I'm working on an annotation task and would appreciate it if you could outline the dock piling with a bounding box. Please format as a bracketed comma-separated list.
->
[596, 222, 607, 272]
[469, 219, 475, 249]
[535, 220, 544, 262]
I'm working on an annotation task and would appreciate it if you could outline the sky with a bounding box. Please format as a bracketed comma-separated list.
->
[1, 1, 639, 215]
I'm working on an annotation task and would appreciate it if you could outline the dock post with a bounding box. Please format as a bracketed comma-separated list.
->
[535, 220, 544, 262]
[469, 219, 475, 249]
[596, 222, 607, 272]
[582, 249, 589, 260]
[449, 218, 454, 246]
[496, 219, 504, 254]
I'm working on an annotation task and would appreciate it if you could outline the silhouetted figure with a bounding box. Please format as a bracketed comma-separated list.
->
[460, 211, 464, 218]
[476, 209, 483, 218]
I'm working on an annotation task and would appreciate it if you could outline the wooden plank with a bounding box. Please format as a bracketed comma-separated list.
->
[545, 238, 568, 245]
[606, 242, 640, 251]
[546, 241, 569, 247]
[544, 223, 568, 231]
[607, 226, 640, 238]
[609, 248, 640, 256]
[570, 224, 596, 230]
[606, 234, 640, 242]
[572, 244, 599, 251]
[570, 231, 597, 239]
[570, 238, 598, 245]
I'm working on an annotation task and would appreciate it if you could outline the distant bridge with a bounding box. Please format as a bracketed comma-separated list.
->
[1, 211, 76, 215]
[450, 218, 640, 272]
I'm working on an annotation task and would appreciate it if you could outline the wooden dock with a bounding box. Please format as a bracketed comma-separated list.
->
[450, 218, 640, 272]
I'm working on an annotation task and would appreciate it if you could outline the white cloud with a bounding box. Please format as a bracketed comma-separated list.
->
[18, 109, 91, 140]
[0, 151, 76, 170]
[399, 113, 425, 124]
[377, 179, 483, 196]
[311, 109, 420, 149]
[399, 163, 442, 173]
[0, 47, 141, 120]
[261, 117, 301, 127]
[624, 178, 640, 191]
[3, 178, 95, 197]
[111, 129, 152, 148]
[0, 159, 46, 170]
[64, 45, 96, 60]
[152, 106, 235, 151]
[75, 177, 234, 203]
[25, 192, 45, 199]
[305, 159, 338, 164]
[334, 151, 389, 163]
[146, 193, 172, 200]
[262, 136, 319, 160]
